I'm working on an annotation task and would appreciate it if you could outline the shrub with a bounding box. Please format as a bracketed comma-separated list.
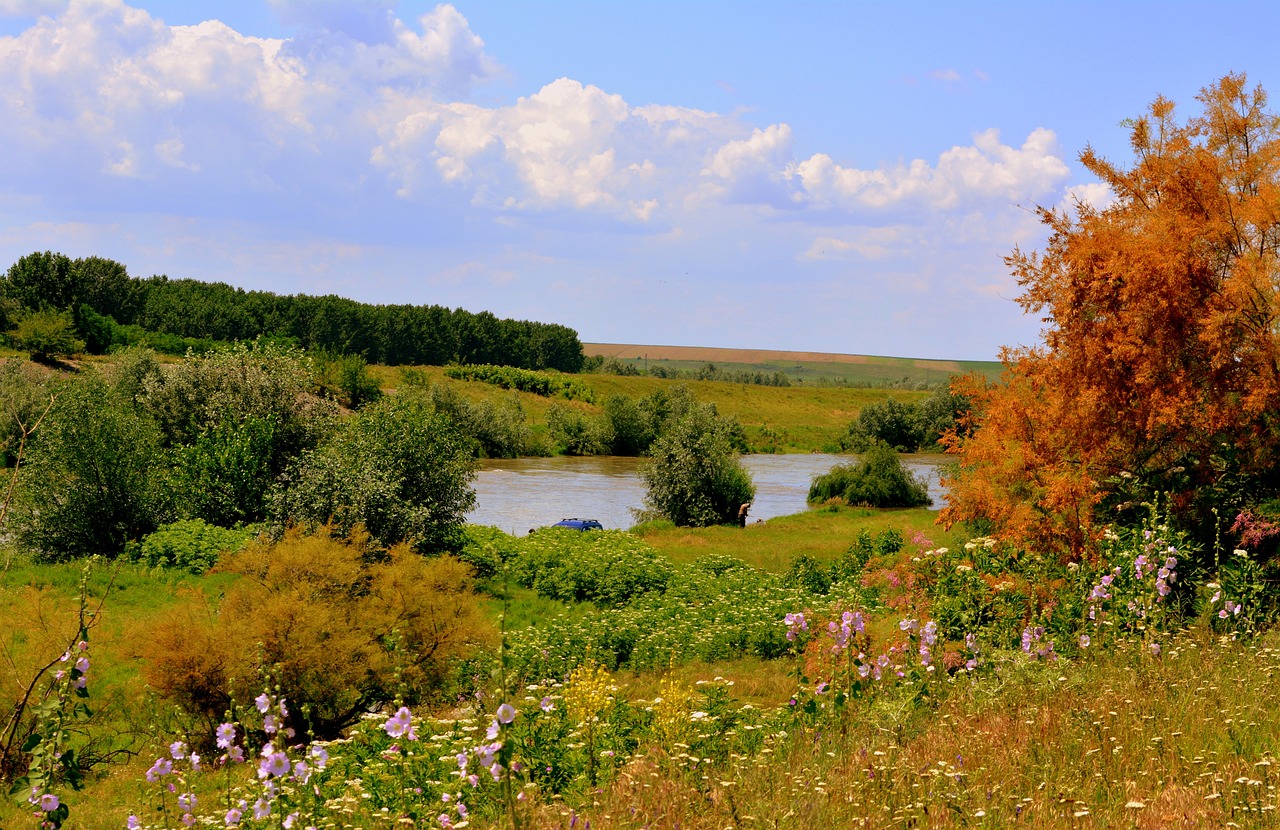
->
[142, 529, 494, 741]
[273, 392, 477, 553]
[15, 375, 167, 559]
[839, 398, 924, 452]
[639, 403, 755, 527]
[7, 309, 84, 362]
[546, 402, 606, 455]
[509, 529, 675, 607]
[458, 525, 520, 579]
[127, 519, 256, 573]
[808, 443, 930, 508]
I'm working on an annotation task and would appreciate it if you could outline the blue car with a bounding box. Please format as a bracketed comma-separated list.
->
[552, 518, 604, 531]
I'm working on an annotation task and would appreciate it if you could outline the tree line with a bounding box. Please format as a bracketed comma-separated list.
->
[1, 252, 585, 371]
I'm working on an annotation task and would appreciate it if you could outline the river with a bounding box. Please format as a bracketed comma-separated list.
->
[468, 453, 951, 535]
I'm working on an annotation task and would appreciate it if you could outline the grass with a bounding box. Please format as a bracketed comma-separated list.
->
[376, 364, 930, 452]
[5, 509, 1280, 828]
[584, 342, 1003, 387]
[633, 505, 956, 572]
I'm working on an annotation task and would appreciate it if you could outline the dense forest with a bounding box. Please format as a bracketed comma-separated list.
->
[0, 252, 585, 371]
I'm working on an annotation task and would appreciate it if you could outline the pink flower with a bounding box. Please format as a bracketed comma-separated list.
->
[39, 793, 59, 811]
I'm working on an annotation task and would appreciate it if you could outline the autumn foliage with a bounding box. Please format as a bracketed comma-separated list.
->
[942, 74, 1280, 558]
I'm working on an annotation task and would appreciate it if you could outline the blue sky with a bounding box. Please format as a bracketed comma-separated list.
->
[0, 1, 1275, 360]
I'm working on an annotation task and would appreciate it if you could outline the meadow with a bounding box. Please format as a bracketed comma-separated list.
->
[5, 498, 1279, 830]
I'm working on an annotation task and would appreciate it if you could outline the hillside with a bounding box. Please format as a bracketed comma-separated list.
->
[584, 342, 1003, 386]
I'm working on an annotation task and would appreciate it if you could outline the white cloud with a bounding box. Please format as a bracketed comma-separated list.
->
[1061, 181, 1116, 213]
[0, 0, 65, 16]
[791, 128, 1069, 212]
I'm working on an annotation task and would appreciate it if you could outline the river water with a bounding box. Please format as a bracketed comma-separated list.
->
[468, 453, 951, 535]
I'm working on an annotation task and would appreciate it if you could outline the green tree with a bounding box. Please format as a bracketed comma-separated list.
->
[839, 397, 923, 452]
[8, 309, 85, 362]
[15, 376, 166, 559]
[639, 403, 755, 527]
[274, 392, 478, 553]
[808, 442, 931, 508]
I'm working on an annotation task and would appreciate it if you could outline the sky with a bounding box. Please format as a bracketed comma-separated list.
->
[0, 1, 1277, 360]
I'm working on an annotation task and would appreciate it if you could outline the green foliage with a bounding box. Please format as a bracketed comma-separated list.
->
[639, 403, 755, 527]
[509, 528, 675, 607]
[503, 552, 830, 678]
[840, 385, 971, 452]
[168, 415, 279, 527]
[445, 363, 595, 401]
[15, 376, 166, 559]
[808, 443, 931, 508]
[830, 527, 904, 585]
[457, 525, 521, 579]
[404, 380, 535, 459]
[127, 518, 256, 573]
[546, 402, 606, 455]
[598, 393, 657, 455]
[785, 552, 832, 594]
[312, 349, 382, 409]
[273, 392, 477, 553]
[0, 358, 54, 466]
[7, 310, 84, 362]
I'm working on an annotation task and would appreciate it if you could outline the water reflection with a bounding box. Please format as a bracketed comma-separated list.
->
[468, 453, 950, 535]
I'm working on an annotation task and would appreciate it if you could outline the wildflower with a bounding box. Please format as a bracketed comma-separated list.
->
[263, 714, 278, 734]
[1079, 634, 1090, 648]
[226, 746, 245, 764]
[127, 815, 141, 830]
[259, 751, 290, 779]
[384, 706, 417, 740]
[189, 752, 201, 772]
[496, 702, 517, 724]
[540, 696, 555, 712]
[146, 758, 173, 782]
[178, 792, 197, 812]
[39, 793, 59, 811]
[74, 656, 90, 674]
[485, 719, 500, 740]
[216, 723, 236, 749]
[309, 746, 329, 770]
[225, 806, 243, 826]
[170, 740, 187, 760]
[1149, 642, 1162, 656]
[457, 752, 469, 770]
[255, 693, 271, 713]
[253, 798, 271, 819]
[283, 814, 299, 829]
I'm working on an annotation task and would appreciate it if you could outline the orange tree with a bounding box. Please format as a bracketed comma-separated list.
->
[942, 74, 1280, 560]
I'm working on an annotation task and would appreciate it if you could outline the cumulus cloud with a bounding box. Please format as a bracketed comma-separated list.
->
[790, 128, 1069, 212]
[0, 0, 1075, 238]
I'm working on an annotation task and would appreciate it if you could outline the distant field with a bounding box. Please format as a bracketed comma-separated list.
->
[584, 342, 1003, 386]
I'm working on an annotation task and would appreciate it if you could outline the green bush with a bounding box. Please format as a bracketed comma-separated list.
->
[445, 363, 594, 402]
[458, 525, 521, 579]
[808, 443, 930, 508]
[273, 392, 477, 553]
[15, 375, 167, 559]
[7, 309, 84, 361]
[639, 403, 755, 527]
[128, 519, 257, 573]
[509, 529, 675, 607]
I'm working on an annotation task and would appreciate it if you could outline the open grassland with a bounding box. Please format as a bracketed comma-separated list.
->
[584, 342, 1004, 386]
[373, 364, 929, 452]
[635, 506, 956, 572]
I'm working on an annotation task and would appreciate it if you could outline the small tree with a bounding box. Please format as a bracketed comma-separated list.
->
[274, 391, 478, 553]
[8, 310, 85, 362]
[808, 442, 931, 508]
[15, 376, 166, 559]
[639, 403, 755, 527]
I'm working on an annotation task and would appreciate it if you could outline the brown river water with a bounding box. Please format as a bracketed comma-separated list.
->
[468, 453, 951, 535]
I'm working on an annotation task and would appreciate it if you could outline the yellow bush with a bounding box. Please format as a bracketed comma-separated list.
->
[143, 528, 494, 740]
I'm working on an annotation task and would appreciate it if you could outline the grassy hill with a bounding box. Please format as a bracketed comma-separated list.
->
[583, 342, 1004, 387]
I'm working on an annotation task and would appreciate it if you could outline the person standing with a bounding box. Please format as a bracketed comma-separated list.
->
[738, 502, 751, 528]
